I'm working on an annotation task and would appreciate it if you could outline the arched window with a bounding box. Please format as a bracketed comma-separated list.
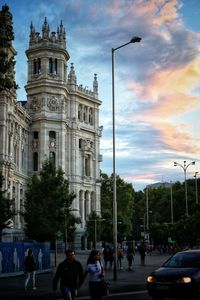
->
[33, 131, 39, 139]
[85, 155, 90, 176]
[38, 58, 41, 73]
[49, 58, 57, 74]
[33, 59, 37, 74]
[49, 58, 53, 73]
[78, 104, 82, 121]
[49, 131, 56, 139]
[54, 59, 57, 74]
[33, 152, 38, 171]
[79, 139, 82, 149]
[83, 106, 87, 122]
[33, 59, 41, 74]
[89, 108, 93, 125]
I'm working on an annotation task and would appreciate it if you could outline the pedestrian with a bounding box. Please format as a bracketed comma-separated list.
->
[117, 246, 123, 270]
[103, 245, 113, 270]
[126, 244, 135, 271]
[138, 243, 146, 266]
[53, 249, 84, 300]
[84, 250, 105, 300]
[24, 248, 36, 291]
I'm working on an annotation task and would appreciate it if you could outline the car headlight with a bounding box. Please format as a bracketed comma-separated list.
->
[147, 275, 154, 283]
[177, 277, 191, 283]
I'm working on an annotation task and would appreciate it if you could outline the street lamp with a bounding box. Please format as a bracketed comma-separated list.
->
[170, 181, 174, 224]
[194, 172, 199, 204]
[112, 36, 141, 280]
[174, 160, 195, 216]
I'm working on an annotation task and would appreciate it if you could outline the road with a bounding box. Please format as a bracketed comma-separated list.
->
[77, 290, 151, 300]
[78, 290, 172, 300]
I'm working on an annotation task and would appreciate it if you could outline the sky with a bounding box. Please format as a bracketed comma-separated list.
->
[3, 0, 200, 191]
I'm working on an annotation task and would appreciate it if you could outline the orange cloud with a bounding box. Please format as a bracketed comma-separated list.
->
[153, 122, 200, 153]
[104, 0, 181, 25]
[128, 59, 200, 116]
[126, 58, 200, 154]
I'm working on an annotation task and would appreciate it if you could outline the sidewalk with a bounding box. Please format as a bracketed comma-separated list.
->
[0, 251, 170, 300]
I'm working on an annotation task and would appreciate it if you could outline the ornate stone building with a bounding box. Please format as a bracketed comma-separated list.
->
[0, 5, 102, 248]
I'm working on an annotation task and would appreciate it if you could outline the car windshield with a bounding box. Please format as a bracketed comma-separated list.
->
[163, 252, 200, 268]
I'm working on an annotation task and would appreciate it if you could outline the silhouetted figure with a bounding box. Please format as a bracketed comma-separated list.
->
[126, 244, 135, 271]
[24, 249, 36, 291]
[138, 243, 146, 266]
[103, 245, 113, 270]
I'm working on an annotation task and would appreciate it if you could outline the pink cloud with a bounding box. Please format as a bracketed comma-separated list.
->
[128, 59, 200, 117]
[153, 122, 200, 153]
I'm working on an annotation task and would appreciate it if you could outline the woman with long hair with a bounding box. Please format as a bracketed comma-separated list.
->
[84, 250, 105, 300]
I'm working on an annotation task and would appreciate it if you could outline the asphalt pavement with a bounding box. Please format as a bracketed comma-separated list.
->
[0, 250, 170, 300]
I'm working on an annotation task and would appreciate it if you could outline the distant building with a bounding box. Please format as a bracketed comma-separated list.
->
[146, 182, 171, 189]
[0, 5, 103, 248]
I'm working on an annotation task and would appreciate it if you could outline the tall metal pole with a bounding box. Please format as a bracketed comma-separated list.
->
[112, 36, 141, 281]
[194, 172, 199, 204]
[174, 160, 195, 216]
[146, 188, 149, 231]
[112, 47, 117, 281]
[170, 181, 174, 224]
[184, 167, 188, 216]
[94, 219, 97, 249]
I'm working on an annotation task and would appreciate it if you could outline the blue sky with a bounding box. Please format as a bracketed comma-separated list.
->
[3, 0, 200, 191]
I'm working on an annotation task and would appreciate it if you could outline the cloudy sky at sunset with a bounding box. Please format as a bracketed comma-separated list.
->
[4, 0, 200, 191]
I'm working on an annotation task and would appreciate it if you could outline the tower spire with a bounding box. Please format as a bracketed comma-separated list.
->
[42, 17, 50, 39]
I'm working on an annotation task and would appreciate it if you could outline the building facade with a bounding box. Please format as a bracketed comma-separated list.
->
[0, 5, 102, 248]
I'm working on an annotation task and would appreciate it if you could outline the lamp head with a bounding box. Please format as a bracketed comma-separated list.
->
[192, 161, 195, 165]
[130, 36, 142, 43]
[174, 162, 177, 166]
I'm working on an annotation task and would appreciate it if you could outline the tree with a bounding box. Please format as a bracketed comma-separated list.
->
[100, 173, 135, 243]
[0, 174, 15, 241]
[23, 160, 76, 243]
[0, 4, 18, 91]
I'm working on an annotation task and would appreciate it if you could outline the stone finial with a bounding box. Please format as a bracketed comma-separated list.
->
[29, 22, 36, 45]
[68, 63, 77, 85]
[42, 17, 50, 39]
[93, 73, 98, 93]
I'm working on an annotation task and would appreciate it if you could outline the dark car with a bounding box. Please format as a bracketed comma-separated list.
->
[147, 249, 200, 300]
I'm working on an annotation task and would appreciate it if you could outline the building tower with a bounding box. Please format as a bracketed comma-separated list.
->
[25, 18, 103, 248]
[0, 5, 103, 248]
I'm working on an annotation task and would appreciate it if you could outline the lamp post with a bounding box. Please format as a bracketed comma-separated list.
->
[170, 181, 174, 224]
[112, 36, 141, 281]
[194, 172, 199, 204]
[174, 160, 195, 216]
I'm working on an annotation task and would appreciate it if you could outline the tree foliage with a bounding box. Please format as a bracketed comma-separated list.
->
[133, 179, 200, 247]
[0, 174, 15, 241]
[100, 173, 135, 244]
[23, 160, 76, 242]
[0, 4, 18, 91]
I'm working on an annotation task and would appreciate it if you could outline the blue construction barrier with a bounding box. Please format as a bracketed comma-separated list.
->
[0, 242, 50, 275]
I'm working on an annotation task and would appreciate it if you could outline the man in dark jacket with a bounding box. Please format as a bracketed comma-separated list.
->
[53, 249, 84, 300]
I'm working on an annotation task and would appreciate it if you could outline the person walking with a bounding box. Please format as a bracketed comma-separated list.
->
[53, 249, 84, 300]
[84, 250, 106, 300]
[139, 243, 146, 266]
[24, 249, 37, 291]
[117, 246, 123, 270]
[126, 244, 135, 271]
[103, 245, 113, 270]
